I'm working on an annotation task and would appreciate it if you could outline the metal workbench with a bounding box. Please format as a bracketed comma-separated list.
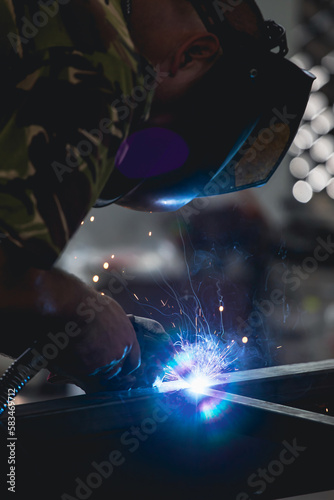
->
[1, 360, 334, 500]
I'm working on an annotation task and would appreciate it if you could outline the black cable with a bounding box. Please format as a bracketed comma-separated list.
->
[0, 344, 44, 415]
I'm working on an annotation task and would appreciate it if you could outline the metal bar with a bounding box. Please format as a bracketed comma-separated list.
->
[4, 359, 334, 421]
[2, 361, 334, 499]
[203, 388, 334, 425]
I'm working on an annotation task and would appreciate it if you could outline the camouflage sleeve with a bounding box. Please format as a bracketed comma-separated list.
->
[0, 0, 155, 269]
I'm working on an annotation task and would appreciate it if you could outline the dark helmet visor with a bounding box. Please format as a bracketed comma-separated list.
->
[95, 8, 315, 212]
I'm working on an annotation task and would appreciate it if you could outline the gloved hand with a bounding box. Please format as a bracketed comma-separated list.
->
[126, 315, 175, 388]
[47, 295, 140, 393]
[48, 311, 174, 392]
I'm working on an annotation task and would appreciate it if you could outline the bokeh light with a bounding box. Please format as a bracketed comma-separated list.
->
[293, 125, 316, 150]
[310, 135, 334, 163]
[303, 92, 328, 121]
[326, 178, 334, 199]
[289, 157, 311, 179]
[322, 51, 334, 73]
[292, 181, 313, 203]
[308, 165, 331, 192]
[311, 108, 334, 135]
[310, 65, 330, 92]
[199, 398, 228, 423]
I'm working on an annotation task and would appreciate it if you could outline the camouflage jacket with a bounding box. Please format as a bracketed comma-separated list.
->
[0, 0, 155, 268]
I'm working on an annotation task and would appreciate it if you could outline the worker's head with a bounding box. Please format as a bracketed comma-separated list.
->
[98, 0, 314, 212]
[129, 0, 264, 111]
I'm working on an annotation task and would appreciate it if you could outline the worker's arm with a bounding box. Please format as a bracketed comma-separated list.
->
[0, 244, 141, 391]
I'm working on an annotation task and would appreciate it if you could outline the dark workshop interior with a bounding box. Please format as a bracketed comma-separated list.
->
[1, 1, 334, 499]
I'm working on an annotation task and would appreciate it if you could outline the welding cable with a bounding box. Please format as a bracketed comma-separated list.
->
[0, 343, 42, 415]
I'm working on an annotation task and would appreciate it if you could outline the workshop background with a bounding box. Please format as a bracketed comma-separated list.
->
[1, 3, 334, 498]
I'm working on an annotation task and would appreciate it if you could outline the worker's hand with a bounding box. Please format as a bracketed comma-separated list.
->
[126, 315, 175, 388]
[47, 294, 141, 393]
[48, 312, 174, 392]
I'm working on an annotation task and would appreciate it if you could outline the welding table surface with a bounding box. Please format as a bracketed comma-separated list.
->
[1, 361, 334, 500]
[8, 358, 334, 430]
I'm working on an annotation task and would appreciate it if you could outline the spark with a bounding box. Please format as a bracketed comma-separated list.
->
[242, 336, 248, 344]
[111, 255, 115, 259]
[133, 293, 139, 301]
[93, 275, 99, 283]
[164, 334, 237, 391]
[103, 262, 109, 269]
[219, 305, 224, 312]
[148, 231, 152, 237]
[90, 216, 95, 222]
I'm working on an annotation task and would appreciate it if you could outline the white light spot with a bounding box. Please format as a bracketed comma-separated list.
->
[289, 157, 311, 179]
[293, 181, 313, 203]
[93, 275, 99, 283]
[290, 52, 313, 70]
[293, 125, 316, 150]
[310, 135, 334, 163]
[288, 142, 302, 157]
[188, 376, 210, 394]
[308, 165, 331, 192]
[326, 155, 334, 175]
[310, 65, 330, 92]
[311, 108, 334, 135]
[304, 92, 329, 121]
[322, 51, 334, 74]
[326, 179, 334, 199]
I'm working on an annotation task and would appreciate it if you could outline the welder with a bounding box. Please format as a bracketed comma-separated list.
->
[0, 0, 314, 393]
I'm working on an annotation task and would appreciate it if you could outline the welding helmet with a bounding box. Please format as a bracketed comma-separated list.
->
[96, 1, 315, 212]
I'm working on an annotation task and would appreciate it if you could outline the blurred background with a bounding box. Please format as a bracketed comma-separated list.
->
[1, 0, 334, 413]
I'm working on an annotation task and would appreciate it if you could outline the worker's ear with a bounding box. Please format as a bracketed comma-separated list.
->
[147, 34, 220, 117]
[170, 33, 221, 77]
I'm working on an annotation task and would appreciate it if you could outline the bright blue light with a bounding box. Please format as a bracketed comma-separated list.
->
[164, 335, 237, 391]
[199, 398, 228, 422]
[153, 376, 163, 388]
[187, 375, 211, 394]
